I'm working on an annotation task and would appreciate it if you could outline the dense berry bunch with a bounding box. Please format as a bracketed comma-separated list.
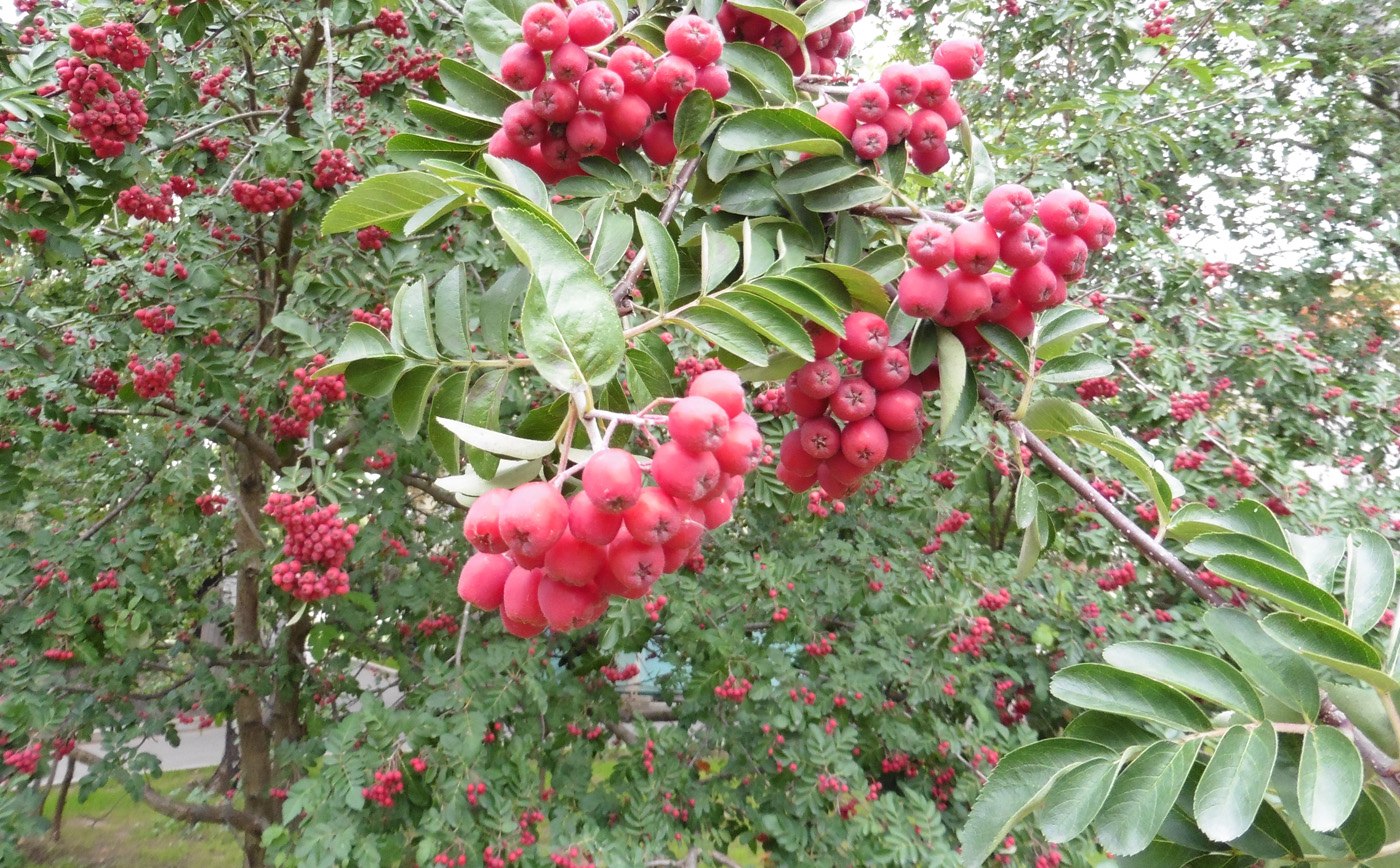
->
[1144, 1, 1176, 38]
[487, 4, 729, 181]
[196, 493, 228, 515]
[458, 371, 762, 637]
[115, 185, 175, 222]
[354, 44, 442, 96]
[87, 366, 120, 398]
[356, 226, 392, 252]
[196, 65, 233, 104]
[362, 768, 405, 807]
[775, 313, 937, 497]
[269, 356, 348, 441]
[1076, 376, 1120, 401]
[0, 112, 38, 172]
[263, 493, 360, 601]
[716, 1, 861, 74]
[312, 148, 362, 190]
[199, 136, 230, 160]
[351, 303, 393, 331]
[68, 22, 150, 70]
[3, 744, 41, 776]
[231, 178, 304, 213]
[91, 569, 120, 591]
[374, 8, 409, 39]
[54, 56, 148, 158]
[816, 39, 983, 171]
[1168, 390, 1210, 422]
[895, 184, 1115, 354]
[134, 304, 177, 334]
[127, 353, 181, 398]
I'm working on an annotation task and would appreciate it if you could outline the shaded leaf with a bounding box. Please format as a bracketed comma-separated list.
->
[1095, 741, 1199, 857]
[1297, 725, 1361, 833]
[1193, 725, 1276, 841]
[1050, 664, 1212, 732]
[1102, 642, 1263, 719]
[1202, 608, 1318, 718]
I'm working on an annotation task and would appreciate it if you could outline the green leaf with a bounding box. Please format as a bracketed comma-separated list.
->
[391, 365, 438, 438]
[1050, 664, 1212, 732]
[1036, 305, 1109, 355]
[1036, 758, 1118, 844]
[1168, 500, 1287, 548]
[174, 0, 214, 45]
[1094, 740, 1199, 857]
[484, 155, 549, 210]
[494, 208, 624, 391]
[1101, 642, 1263, 720]
[391, 279, 437, 359]
[1066, 426, 1180, 524]
[1063, 711, 1157, 753]
[1202, 608, 1318, 719]
[460, 368, 509, 477]
[1337, 788, 1385, 859]
[1286, 531, 1347, 590]
[322, 173, 464, 234]
[406, 99, 498, 141]
[460, 0, 526, 73]
[479, 266, 527, 355]
[320, 322, 399, 377]
[269, 312, 319, 351]
[624, 347, 673, 401]
[1297, 725, 1361, 833]
[978, 323, 1031, 372]
[1037, 352, 1113, 385]
[774, 156, 864, 195]
[589, 211, 633, 274]
[958, 738, 1115, 866]
[672, 89, 714, 154]
[701, 224, 742, 295]
[434, 416, 557, 460]
[854, 245, 908, 284]
[345, 358, 408, 397]
[1344, 529, 1395, 634]
[437, 58, 518, 118]
[1023, 397, 1109, 439]
[1261, 613, 1398, 691]
[703, 292, 814, 360]
[1193, 725, 1277, 842]
[1186, 533, 1309, 581]
[1204, 554, 1346, 623]
[803, 176, 887, 212]
[936, 327, 967, 437]
[796, 0, 864, 31]
[386, 134, 481, 166]
[432, 266, 473, 360]
[636, 212, 680, 311]
[438, 459, 543, 500]
[716, 108, 847, 157]
[673, 307, 771, 366]
[728, 0, 805, 37]
[1112, 841, 1209, 868]
[427, 371, 471, 469]
[747, 277, 846, 334]
[721, 43, 799, 104]
[967, 131, 995, 203]
[800, 263, 889, 313]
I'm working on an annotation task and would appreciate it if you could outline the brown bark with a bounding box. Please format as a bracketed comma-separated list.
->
[232, 444, 274, 866]
[49, 756, 76, 841]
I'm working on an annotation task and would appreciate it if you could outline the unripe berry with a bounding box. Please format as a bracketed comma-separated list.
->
[830, 377, 877, 422]
[498, 482, 568, 560]
[982, 184, 1036, 231]
[567, 1, 615, 46]
[847, 82, 890, 123]
[458, 553, 513, 610]
[838, 311, 889, 361]
[667, 396, 730, 453]
[1037, 188, 1092, 235]
[521, 3, 569, 52]
[500, 43, 547, 91]
[952, 221, 1001, 275]
[687, 369, 746, 418]
[897, 266, 948, 319]
[583, 448, 644, 513]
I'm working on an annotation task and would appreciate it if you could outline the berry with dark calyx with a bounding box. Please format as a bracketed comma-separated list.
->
[498, 482, 569, 560]
[652, 441, 722, 502]
[798, 416, 842, 460]
[1009, 262, 1061, 309]
[907, 222, 954, 268]
[567, 1, 615, 46]
[533, 78, 580, 123]
[847, 82, 890, 123]
[785, 376, 830, 419]
[565, 111, 608, 156]
[608, 46, 656, 89]
[502, 101, 547, 146]
[806, 322, 842, 358]
[794, 359, 841, 399]
[488, 128, 533, 161]
[500, 43, 547, 91]
[999, 222, 1047, 269]
[582, 448, 643, 513]
[1037, 188, 1092, 235]
[952, 221, 1001, 275]
[623, 488, 682, 545]
[653, 55, 698, 102]
[907, 109, 948, 151]
[841, 417, 889, 469]
[569, 492, 624, 546]
[463, 488, 511, 553]
[982, 184, 1036, 231]
[779, 429, 821, 476]
[550, 41, 593, 83]
[863, 347, 911, 391]
[665, 15, 723, 65]
[913, 63, 952, 108]
[606, 532, 666, 593]
[839, 311, 890, 361]
[521, 3, 569, 51]
[543, 532, 607, 587]
[667, 396, 730, 453]
[879, 62, 921, 105]
[1043, 233, 1089, 281]
[458, 553, 513, 610]
[897, 266, 948, 319]
[830, 377, 877, 422]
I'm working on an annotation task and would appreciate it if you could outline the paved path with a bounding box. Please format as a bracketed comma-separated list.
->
[74, 660, 400, 780]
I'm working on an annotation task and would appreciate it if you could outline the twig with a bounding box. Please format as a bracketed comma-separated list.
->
[612, 156, 703, 315]
[143, 109, 281, 156]
[401, 472, 464, 508]
[78, 441, 182, 542]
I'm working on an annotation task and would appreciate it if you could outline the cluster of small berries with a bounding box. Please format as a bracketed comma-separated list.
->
[231, 178, 304, 213]
[263, 493, 360, 601]
[127, 353, 181, 398]
[311, 149, 362, 190]
[67, 22, 150, 70]
[716, 0, 861, 74]
[52, 56, 147, 158]
[134, 304, 176, 334]
[268, 356, 348, 441]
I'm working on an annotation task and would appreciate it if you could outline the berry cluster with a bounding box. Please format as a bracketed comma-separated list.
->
[116, 184, 175, 222]
[896, 184, 1115, 353]
[776, 313, 937, 497]
[68, 22, 150, 71]
[196, 493, 228, 515]
[714, 674, 752, 702]
[816, 40, 981, 170]
[1098, 562, 1137, 591]
[91, 569, 119, 591]
[134, 304, 176, 334]
[716, 1, 860, 74]
[354, 44, 442, 96]
[127, 353, 181, 399]
[264, 493, 360, 601]
[356, 226, 392, 252]
[458, 370, 762, 637]
[374, 8, 409, 39]
[362, 768, 404, 807]
[88, 367, 120, 398]
[53, 56, 148, 158]
[231, 178, 304, 213]
[351, 303, 393, 331]
[1143, 1, 1176, 38]
[489, 4, 729, 180]
[3, 744, 41, 776]
[268, 356, 347, 441]
[1168, 390, 1210, 422]
[196, 65, 233, 104]
[199, 136, 230, 161]
[0, 112, 38, 172]
[311, 148, 361, 190]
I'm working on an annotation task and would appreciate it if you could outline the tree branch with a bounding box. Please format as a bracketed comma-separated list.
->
[68, 748, 268, 835]
[78, 441, 181, 542]
[613, 156, 702, 315]
[401, 473, 464, 509]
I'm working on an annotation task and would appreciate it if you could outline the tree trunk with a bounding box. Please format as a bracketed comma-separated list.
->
[232, 444, 273, 868]
[50, 756, 76, 841]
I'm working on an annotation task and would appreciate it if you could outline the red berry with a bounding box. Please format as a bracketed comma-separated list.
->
[913, 63, 952, 108]
[521, 3, 569, 51]
[543, 531, 607, 587]
[952, 221, 1001, 275]
[713, 417, 764, 475]
[498, 482, 568, 560]
[862, 347, 910, 392]
[503, 101, 547, 146]
[999, 223, 1047, 269]
[879, 62, 921, 105]
[579, 68, 625, 109]
[607, 46, 655, 89]
[687, 369, 746, 418]
[566, 111, 608, 156]
[500, 43, 547, 91]
[1009, 263, 1060, 309]
[533, 78, 580, 123]
[695, 64, 731, 100]
[463, 488, 511, 553]
[785, 376, 830, 419]
[603, 94, 651, 143]
[830, 378, 877, 422]
[852, 123, 889, 159]
[816, 102, 857, 138]
[1043, 233, 1089, 281]
[567, 1, 615, 46]
[794, 359, 841, 399]
[665, 15, 723, 65]
[1077, 203, 1116, 250]
[1037, 188, 1092, 235]
[779, 429, 821, 476]
[933, 38, 984, 79]
[838, 311, 889, 361]
[906, 222, 954, 268]
[907, 109, 947, 151]
[550, 41, 593, 83]
[667, 396, 731, 453]
[502, 566, 547, 627]
[652, 441, 722, 502]
[875, 389, 923, 431]
[847, 82, 890, 123]
[941, 270, 992, 325]
[537, 578, 605, 631]
[982, 184, 1036, 231]
[583, 448, 644, 513]
[622, 488, 682, 545]
[568, 492, 624, 546]
[841, 417, 889, 469]
[798, 416, 842, 459]
[642, 120, 678, 164]
[897, 266, 948, 319]
[458, 553, 513, 610]
[886, 426, 924, 461]
[806, 323, 841, 358]
[606, 531, 666, 592]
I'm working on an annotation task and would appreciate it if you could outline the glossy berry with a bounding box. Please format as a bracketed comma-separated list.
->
[999, 222, 1048, 269]
[607, 46, 655, 89]
[568, 493, 624, 546]
[897, 266, 948, 319]
[458, 553, 513, 610]
[463, 488, 511, 553]
[879, 62, 921, 105]
[907, 222, 954, 269]
[952, 221, 1001, 275]
[502, 566, 547, 626]
[688, 369, 746, 418]
[862, 347, 910, 392]
[583, 448, 643, 513]
[532, 79, 579, 123]
[667, 396, 730, 453]
[567, 1, 615, 46]
[794, 359, 841, 399]
[500, 44, 547, 91]
[838, 311, 889, 361]
[550, 42, 593, 83]
[579, 68, 625, 109]
[665, 15, 723, 65]
[941, 270, 992, 325]
[622, 488, 682, 546]
[542, 532, 607, 587]
[830, 378, 877, 422]
[521, 3, 569, 51]
[982, 184, 1036, 231]
[652, 441, 722, 502]
[875, 389, 923, 431]
[1037, 188, 1092, 235]
[841, 417, 889, 469]
[498, 482, 568, 560]
[847, 82, 890, 123]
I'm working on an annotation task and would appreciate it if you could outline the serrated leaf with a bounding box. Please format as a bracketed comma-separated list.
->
[958, 738, 1115, 866]
[774, 155, 863, 195]
[590, 211, 633, 274]
[704, 292, 814, 360]
[322, 172, 464, 235]
[1050, 664, 1212, 732]
[716, 107, 847, 157]
[673, 89, 714, 154]
[701, 224, 742, 294]
[636, 212, 680, 311]
[673, 307, 771, 366]
[1202, 608, 1318, 718]
[803, 263, 888, 314]
[803, 176, 887, 212]
[484, 155, 549, 209]
[1344, 529, 1395, 634]
[1298, 725, 1361, 833]
[1036, 304, 1109, 354]
[978, 323, 1031, 372]
[624, 347, 673, 400]
[437, 58, 517, 117]
[386, 133, 481, 166]
[1167, 500, 1287, 548]
[432, 266, 473, 360]
[728, 0, 805, 37]
[1193, 725, 1277, 842]
[1063, 712, 1157, 752]
[345, 357, 408, 397]
[479, 266, 528, 355]
[320, 322, 399, 378]
[391, 364, 438, 438]
[406, 99, 498, 141]
[434, 416, 557, 460]
[1094, 740, 1199, 857]
[1337, 788, 1385, 858]
[1014, 474, 1038, 530]
[1102, 642, 1263, 719]
[1023, 397, 1110, 439]
[460, 0, 524, 72]
[747, 276, 846, 334]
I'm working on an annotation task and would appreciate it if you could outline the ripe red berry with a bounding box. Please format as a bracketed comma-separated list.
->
[607, 531, 666, 592]
[463, 488, 511, 553]
[862, 347, 910, 392]
[579, 68, 625, 109]
[665, 15, 722, 65]
[537, 578, 605, 631]
[879, 61, 921, 105]
[566, 111, 608, 156]
[713, 417, 764, 475]
[993, 302, 1035, 338]
[933, 38, 985, 80]
[701, 493, 734, 529]
[907, 222, 954, 269]
[550, 41, 593, 83]
[794, 359, 841, 399]
[622, 488, 682, 545]
[852, 122, 890, 159]
[500, 43, 547, 91]
[897, 266, 948, 319]
[784, 376, 829, 419]
[458, 553, 513, 610]
[1077, 203, 1117, 250]
[567, 1, 615, 46]
[502, 612, 546, 638]
[941, 270, 992, 325]
[847, 82, 890, 123]
[642, 120, 678, 164]
[608, 46, 655, 89]
[830, 377, 877, 422]
[838, 311, 889, 361]
[910, 143, 950, 174]
[568, 492, 624, 546]
[652, 441, 722, 502]
[984, 272, 1017, 320]
[886, 426, 924, 461]
[1009, 262, 1060, 309]
[687, 369, 746, 418]
[583, 448, 643, 513]
[798, 416, 842, 459]
[1043, 233, 1089, 281]
[667, 396, 731, 453]
[502, 566, 547, 627]
[603, 94, 651, 143]
[806, 323, 842, 358]
[498, 482, 568, 560]
[841, 417, 889, 469]
[1037, 188, 1092, 235]
[776, 462, 818, 492]
[875, 388, 923, 431]
[816, 102, 857, 138]
[982, 184, 1036, 231]
[952, 221, 1001, 275]
[695, 64, 731, 100]
[533, 79, 579, 123]
[913, 63, 952, 108]
[907, 109, 947, 151]
[935, 97, 964, 128]
[779, 429, 821, 476]
[502, 101, 547, 146]
[521, 4, 569, 52]
[999, 222, 1048, 269]
[543, 531, 607, 587]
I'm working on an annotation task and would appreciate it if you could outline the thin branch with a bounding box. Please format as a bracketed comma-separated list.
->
[78, 441, 181, 542]
[142, 109, 281, 156]
[401, 473, 464, 509]
[612, 156, 703, 315]
[850, 203, 971, 227]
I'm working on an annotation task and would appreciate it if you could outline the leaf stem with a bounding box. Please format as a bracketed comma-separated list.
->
[612, 156, 703, 315]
